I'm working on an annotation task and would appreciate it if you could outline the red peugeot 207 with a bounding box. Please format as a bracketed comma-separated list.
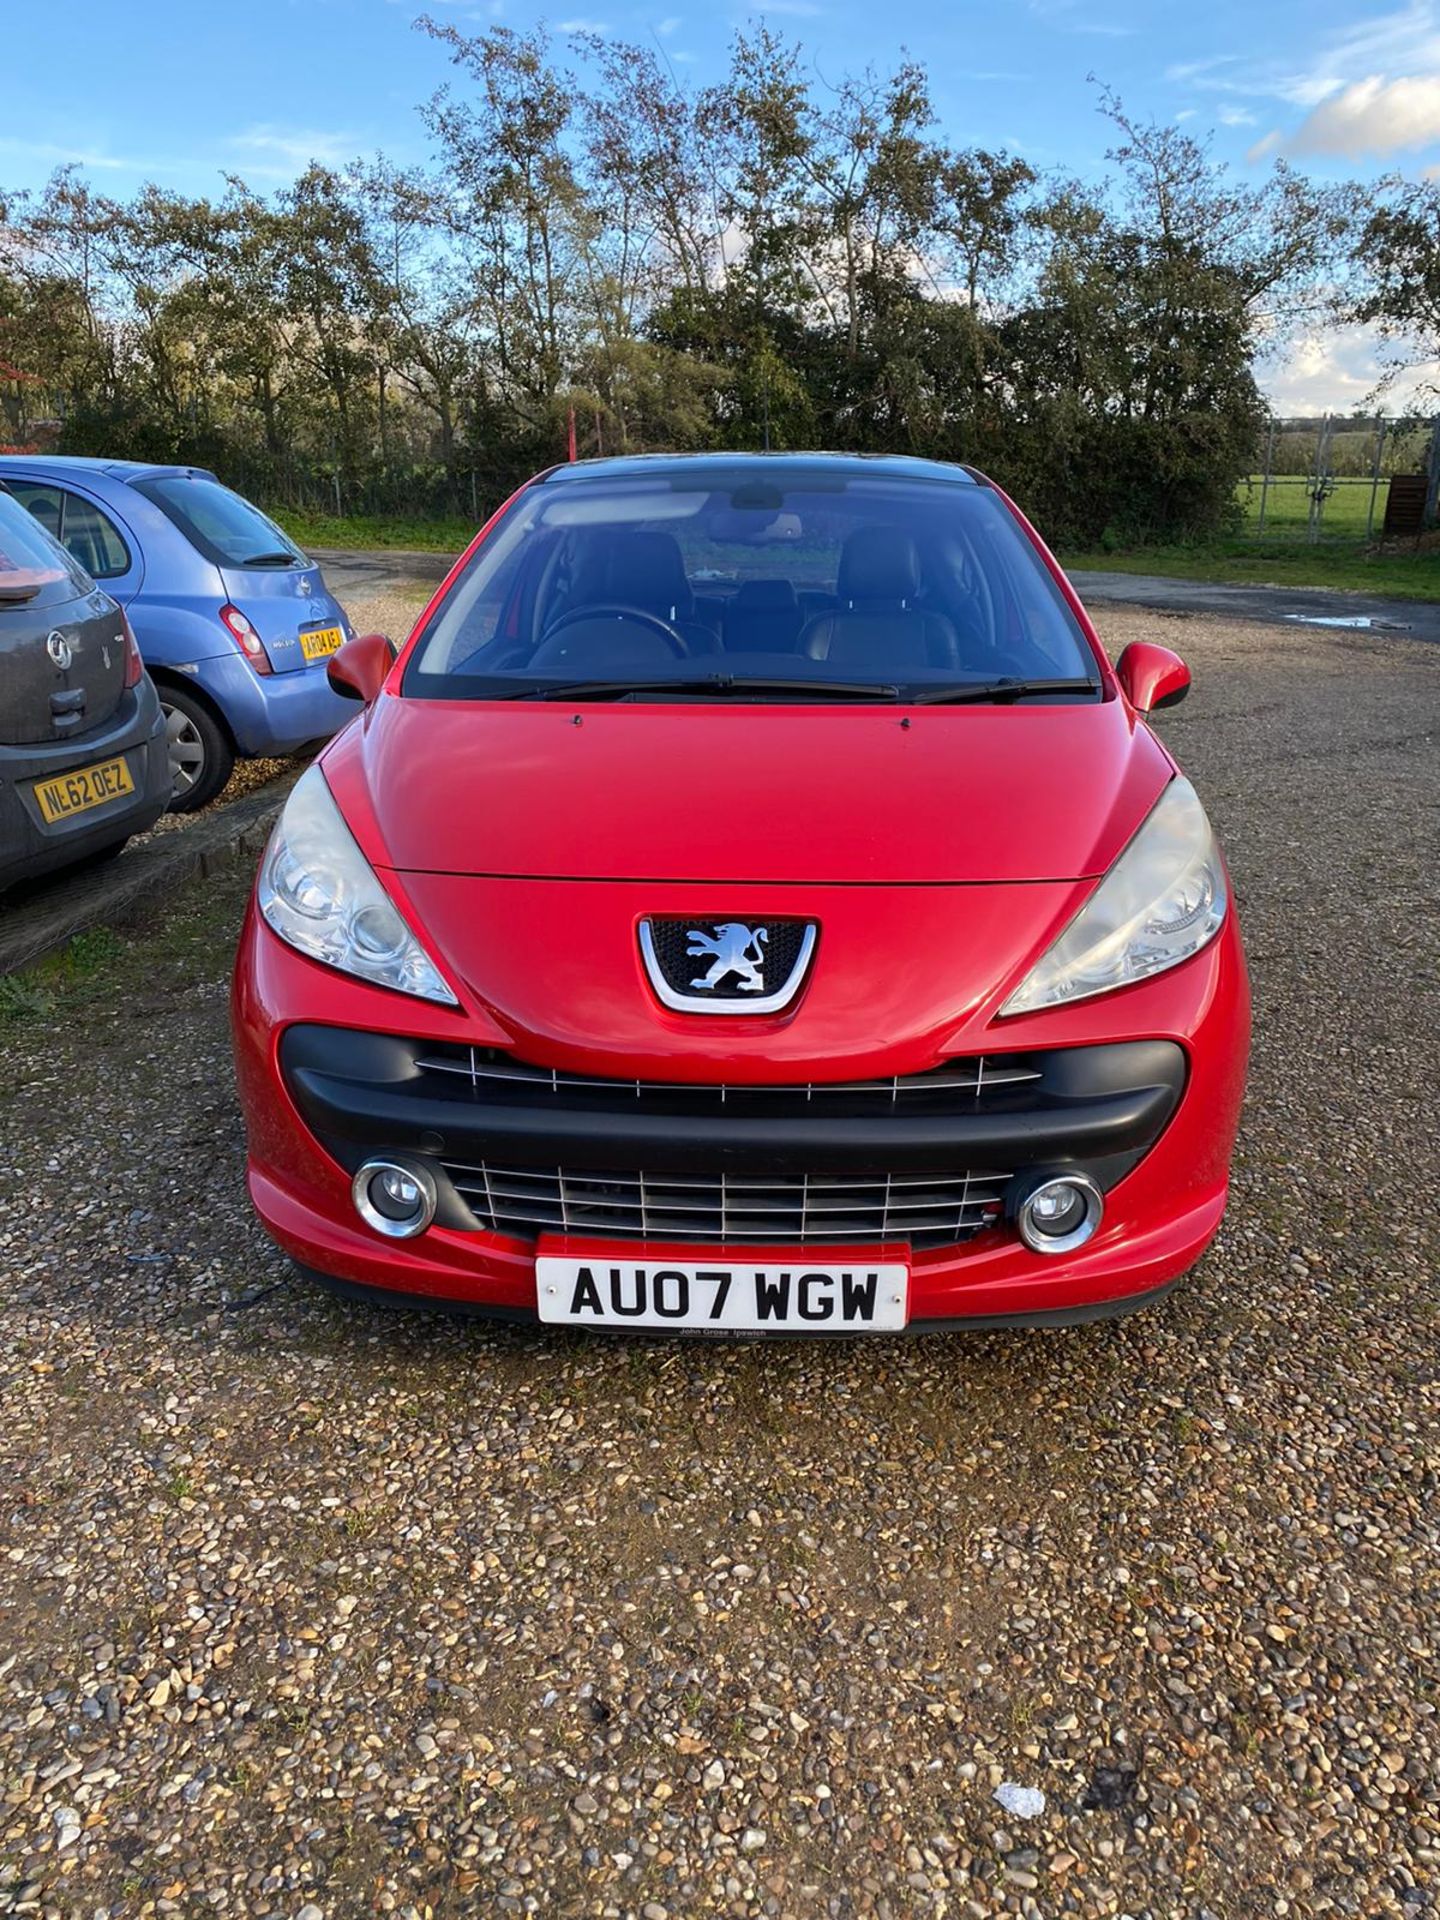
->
[232, 454, 1249, 1335]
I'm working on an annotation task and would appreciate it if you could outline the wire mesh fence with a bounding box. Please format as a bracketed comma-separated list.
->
[215, 453, 523, 527]
[1240, 416, 1434, 543]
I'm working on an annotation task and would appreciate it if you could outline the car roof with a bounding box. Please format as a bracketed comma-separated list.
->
[0, 454, 216, 485]
[536, 452, 988, 487]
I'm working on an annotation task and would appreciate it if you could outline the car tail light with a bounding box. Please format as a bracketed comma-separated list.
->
[220, 603, 273, 675]
[121, 613, 144, 689]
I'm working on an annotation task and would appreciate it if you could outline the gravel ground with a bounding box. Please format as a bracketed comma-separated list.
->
[0, 606, 1437, 1920]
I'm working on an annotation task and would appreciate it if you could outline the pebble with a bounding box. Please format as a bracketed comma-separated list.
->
[995, 1784, 1046, 1820]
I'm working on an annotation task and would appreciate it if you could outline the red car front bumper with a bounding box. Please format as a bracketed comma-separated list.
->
[232, 898, 1250, 1330]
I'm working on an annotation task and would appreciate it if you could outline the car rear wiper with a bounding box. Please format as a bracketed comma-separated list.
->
[239, 550, 299, 567]
[520, 674, 903, 702]
[911, 676, 1101, 704]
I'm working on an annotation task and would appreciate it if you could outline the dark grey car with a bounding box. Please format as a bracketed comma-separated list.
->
[0, 486, 170, 892]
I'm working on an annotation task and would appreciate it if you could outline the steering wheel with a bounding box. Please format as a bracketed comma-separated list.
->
[536, 603, 691, 659]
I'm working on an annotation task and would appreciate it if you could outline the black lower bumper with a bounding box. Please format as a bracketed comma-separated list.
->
[283, 1028, 1185, 1173]
[281, 1027, 1187, 1250]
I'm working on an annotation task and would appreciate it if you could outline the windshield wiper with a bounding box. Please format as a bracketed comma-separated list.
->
[911, 676, 1101, 705]
[519, 674, 902, 703]
[239, 550, 299, 567]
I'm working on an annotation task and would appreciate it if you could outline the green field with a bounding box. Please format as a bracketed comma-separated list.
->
[1234, 474, 1391, 537]
[1058, 471, 1440, 599]
[1058, 539, 1440, 600]
[272, 507, 476, 553]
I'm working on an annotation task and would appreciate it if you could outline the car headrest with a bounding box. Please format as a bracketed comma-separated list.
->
[838, 526, 921, 605]
[733, 578, 798, 609]
[602, 531, 692, 614]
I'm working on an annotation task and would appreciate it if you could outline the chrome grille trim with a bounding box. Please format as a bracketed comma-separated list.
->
[415, 1046, 1042, 1103]
[441, 1161, 1013, 1249]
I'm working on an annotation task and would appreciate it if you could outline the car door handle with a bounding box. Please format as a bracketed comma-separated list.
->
[50, 689, 86, 715]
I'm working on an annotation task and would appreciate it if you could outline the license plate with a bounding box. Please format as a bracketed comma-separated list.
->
[536, 1247, 910, 1333]
[300, 625, 344, 662]
[32, 754, 135, 825]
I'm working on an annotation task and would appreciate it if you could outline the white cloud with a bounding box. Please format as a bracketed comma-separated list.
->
[1165, 55, 1239, 84]
[0, 137, 161, 174]
[1281, 72, 1440, 155]
[557, 14, 610, 27]
[1217, 105, 1257, 126]
[656, 14, 682, 32]
[751, 0, 823, 13]
[1288, 0, 1440, 102]
[1261, 319, 1434, 412]
[1171, 2, 1440, 111]
[230, 125, 360, 169]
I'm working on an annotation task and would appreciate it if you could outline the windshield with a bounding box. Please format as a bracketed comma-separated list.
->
[133, 474, 306, 569]
[404, 467, 1100, 702]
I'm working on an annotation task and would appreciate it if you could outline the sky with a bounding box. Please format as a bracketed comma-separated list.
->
[4, 0, 1440, 410]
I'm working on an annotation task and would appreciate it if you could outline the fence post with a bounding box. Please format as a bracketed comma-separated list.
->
[1308, 414, 1332, 544]
[1366, 415, 1386, 541]
[1256, 419, 1275, 537]
[1425, 418, 1440, 531]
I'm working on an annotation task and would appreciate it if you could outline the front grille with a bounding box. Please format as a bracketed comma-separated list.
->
[414, 1044, 1044, 1112]
[279, 1026, 1187, 1260]
[441, 1161, 1012, 1249]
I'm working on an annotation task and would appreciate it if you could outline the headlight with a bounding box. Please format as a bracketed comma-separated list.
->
[1001, 776, 1227, 1015]
[257, 764, 457, 1004]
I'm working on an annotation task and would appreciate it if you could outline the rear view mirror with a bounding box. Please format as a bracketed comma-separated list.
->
[328, 633, 396, 705]
[1116, 641, 1190, 715]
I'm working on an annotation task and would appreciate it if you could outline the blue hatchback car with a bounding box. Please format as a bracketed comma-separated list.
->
[0, 457, 355, 810]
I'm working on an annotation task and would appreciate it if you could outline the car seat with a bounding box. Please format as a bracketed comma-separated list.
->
[722, 579, 803, 653]
[800, 527, 959, 671]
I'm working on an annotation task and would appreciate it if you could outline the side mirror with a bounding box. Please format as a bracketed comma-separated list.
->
[1116, 641, 1190, 715]
[327, 633, 396, 705]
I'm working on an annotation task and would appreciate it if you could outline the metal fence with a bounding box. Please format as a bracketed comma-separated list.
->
[1241, 415, 1434, 543]
[215, 453, 520, 527]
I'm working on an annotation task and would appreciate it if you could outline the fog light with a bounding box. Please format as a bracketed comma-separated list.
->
[352, 1157, 438, 1239]
[1014, 1173, 1103, 1255]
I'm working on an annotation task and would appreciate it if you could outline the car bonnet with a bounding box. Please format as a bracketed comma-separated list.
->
[322, 693, 1173, 887]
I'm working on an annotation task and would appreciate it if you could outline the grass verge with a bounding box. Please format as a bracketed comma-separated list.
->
[1059, 539, 1440, 601]
[274, 508, 473, 554]
[0, 871, 249, 1049]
